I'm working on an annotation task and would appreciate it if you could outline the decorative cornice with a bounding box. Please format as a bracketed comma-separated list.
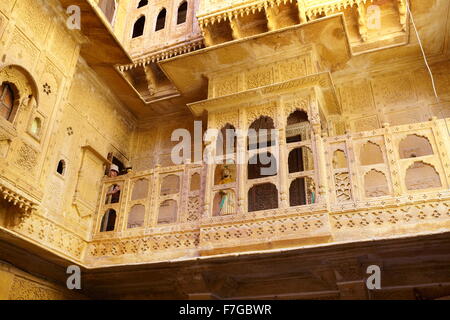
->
[118, 38, 205, 72]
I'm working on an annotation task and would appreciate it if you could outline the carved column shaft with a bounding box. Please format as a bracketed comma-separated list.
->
[357, 5, 368, 42]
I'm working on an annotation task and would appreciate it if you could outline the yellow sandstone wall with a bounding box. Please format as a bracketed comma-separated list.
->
[0, 0, 135, 254]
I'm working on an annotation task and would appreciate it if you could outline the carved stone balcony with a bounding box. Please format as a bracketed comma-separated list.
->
[86, 118, 450, 267]
[197, 0, 409, 54]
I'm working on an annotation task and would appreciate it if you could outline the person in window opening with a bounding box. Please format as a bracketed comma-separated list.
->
[108, 164, 119, 177]
[218, 165, 236, 215]
[105, 164, 121, 204]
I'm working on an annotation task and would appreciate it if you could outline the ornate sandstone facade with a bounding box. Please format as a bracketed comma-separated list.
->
[0, 0, 449, 299]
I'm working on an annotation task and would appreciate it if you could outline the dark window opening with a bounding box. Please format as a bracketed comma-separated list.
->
[137, 0, 148, 8]
[0, 83, 15, 122]
[248, 153, 278, 180]
[286, 110, 310, 143]
[248, 116, 276, 150]
[57, 160, 66, 176]
[177, 2, 188, 24]
[248, 183, 278, 212]
[155, 9, 167, 31]
[100, 209, 117, 232]
[288, 148, 304, 173]
[132, 16, 146, 38]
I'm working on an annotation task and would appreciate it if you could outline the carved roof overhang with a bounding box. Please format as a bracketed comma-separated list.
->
[118, 38, 205, 72]
[159, 15, 351, 100]
[0, 178, 39, 215]
[197, 0, 375, 27]
[188, 72, 341, 116]
[57, 0, 148, 116]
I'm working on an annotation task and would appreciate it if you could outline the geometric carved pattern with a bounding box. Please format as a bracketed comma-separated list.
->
[334, 172, 352, 201]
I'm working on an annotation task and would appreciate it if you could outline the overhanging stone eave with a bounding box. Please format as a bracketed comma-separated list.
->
[159, 14, 352, 99]
[187, 72, 341, 116]
[57, 0, 132, 66]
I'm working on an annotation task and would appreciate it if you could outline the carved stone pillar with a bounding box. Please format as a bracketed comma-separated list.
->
[237, 134, 247, 214]
[297, 0, 308, 24]
[382, 123, 403, 197]
[278, 128, 289, 208]
[202, 26, 215, 47]
[312, 122, 329, 204]
[265, 5, 278, 32]
[203, 139, 215, 218]
[357, 5, 368, 42]
[144, 65, 157, 96]
[229, 17, 242, 40]
[398, 0, 407, 31]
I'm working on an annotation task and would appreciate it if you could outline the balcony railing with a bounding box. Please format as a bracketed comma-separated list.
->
[87, 118, 450, 265]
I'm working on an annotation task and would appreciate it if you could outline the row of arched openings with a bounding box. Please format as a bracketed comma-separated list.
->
[132, 1, 188, 38]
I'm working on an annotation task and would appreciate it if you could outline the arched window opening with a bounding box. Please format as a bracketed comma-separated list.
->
[132, 16, 146, 38]
[289, 177, 316, 207]
[57, 160, 66, 176]
[99, 0, 117, 24]
[0, 83, 15, 122]
[288, 147, 314, 173]
[248, 183, 278, 212]
[405, 162, 442, 190]
[190, 173, 201, 191]
[155, 9, 167, 31]
[216, 124, 237, 157]
[100, 209, 117, 232]
[364, 170, 389, 197]
[286, 110, 310, 143]
[137, 0, 148, 8]
[127, 205, 145, 229]
[158, 200, 178, 224]
[333, 150, 348, 169]
[131, 179, 149, 201]
[248, 152, 277, 180]
[105, 184, 121, 204]
[399, 134, 434, 159]
[160, 175, 180, 195]
[360, 142, 384, 166]
[248, 116, 275, 150]
[177, 1, 188, 24]
[213, 190, 236, 216]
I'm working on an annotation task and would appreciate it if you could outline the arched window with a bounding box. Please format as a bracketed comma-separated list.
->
[399, 134, 434, 159]
[286, 110, 310, 143]
[290, 177, 316, 206]
[127, 205, 145, 229]
[360, 141, 384, 166]
[248, 183, 278, 212]
[190, 173, 201, 191]
[248, 152, 277, 179]
[57, 160, 66, 176]
[137, 0, 148, 8]
[288, 147, 314, 173]
[405, 161, 442, 190]
[158, 200, 178, 224]
[177, 1, 188, 24]
[161, 175, 180, 195]
[99, 0, 117, 24]
[216, 123, 237, 157]
[100, 209, 117, 232]
[248, 116, 275, 150]
[131, 179, 149, 200]
[132, 16, 146, 38]
[364, 169, 389, 197]
[0, 83, 15, 122]
[155, 9, 167, 31]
